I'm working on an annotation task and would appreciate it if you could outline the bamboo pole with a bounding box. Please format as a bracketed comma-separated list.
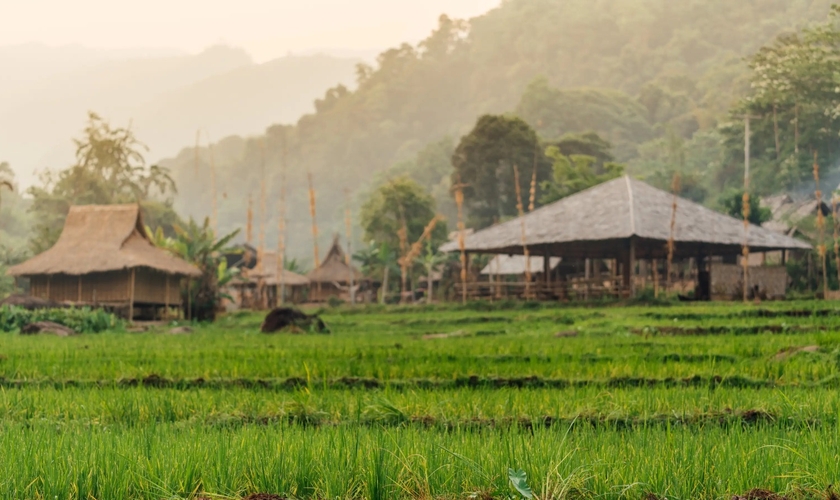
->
[742, 115, 753, 303]
[344, 189, 355, 304]
[307, 173, 321, 299]
[667, 173, 680, 293]
[513, 165, 531, 298]
[814, 151, 827, 297]
[278, 130, 288, 304]
[454, 180, 468, 304]
[833, 192, 840, 289]
[258, 141, 267, 308]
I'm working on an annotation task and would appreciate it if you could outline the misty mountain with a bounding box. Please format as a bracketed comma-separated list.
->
[0, 45, 359, 186]
[156, 0, 835, 263]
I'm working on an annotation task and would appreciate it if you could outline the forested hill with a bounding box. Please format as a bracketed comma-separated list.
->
[159, 0, 834, 262]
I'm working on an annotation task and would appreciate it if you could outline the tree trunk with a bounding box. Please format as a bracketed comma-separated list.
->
[427, 268, 434, 304]
[381, 266, 389, 305]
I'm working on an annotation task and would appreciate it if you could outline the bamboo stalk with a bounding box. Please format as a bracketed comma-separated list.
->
[453, 180, 467, 305]
[667, 173, 680, 293]
[513, 165, 531, 298]
[814, 151, 827, 297]
[833, 192, 840, 290]
[278, 131, 287, 304]
[307, 173, 320, 269]
[344, 188, 355, 304]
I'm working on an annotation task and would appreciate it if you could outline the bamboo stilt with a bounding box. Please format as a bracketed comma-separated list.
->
[513, 165, 531, 298]
[453, 180, 468, 304]
[814, 151, 827, 297]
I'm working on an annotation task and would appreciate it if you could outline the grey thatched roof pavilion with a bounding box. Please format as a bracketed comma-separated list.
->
[441, 176, 810, 298]
[441, 176, 810, 258]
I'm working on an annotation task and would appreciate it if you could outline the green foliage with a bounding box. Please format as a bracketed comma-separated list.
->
[540, 139, 625, 204]
[149, 218, 240, 321]
[0, 305, 119, 333]
[360, 177, 447, 251]
[508, 469, 534, 499]
[717, 189, 772, 225]
[452, 115, 550, 228]
[517, 78, 654, 161]
[28, 112, 179, 253]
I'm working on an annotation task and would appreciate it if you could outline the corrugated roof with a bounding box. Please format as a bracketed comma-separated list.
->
[9, 204, 200, 277]
[481, 255, 561, 275]
[441, 176, 811, 255]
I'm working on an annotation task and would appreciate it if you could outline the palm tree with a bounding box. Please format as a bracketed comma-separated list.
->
[148, 218, 239, 321]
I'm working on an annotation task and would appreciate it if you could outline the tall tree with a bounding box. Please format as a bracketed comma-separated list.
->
[28, 113, 179, 252]
[451, 115, 549, 228]
[360, 177, 447, 252]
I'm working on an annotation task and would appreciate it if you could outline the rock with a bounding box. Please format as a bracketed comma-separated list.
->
[20, 321, 76, 337]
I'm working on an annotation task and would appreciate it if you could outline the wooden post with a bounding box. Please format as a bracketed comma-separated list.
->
[584, 258, 591, 300]
[543, 251, 551, 289]
[653, 259, 659, 297]
[629, 238, 636, 297]
[781, 250, 787, 266]
[46, 276, 51, 301]
[165, 274, 170, 320]
[128, 269, 136, 322]
[77, 275, 82, 304]
[462, 251, 470, 303]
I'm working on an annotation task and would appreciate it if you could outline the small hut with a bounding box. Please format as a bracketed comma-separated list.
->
[307, 236, 366, 302]
[8, 204, 200, 319]
[228, 250, 310, 308]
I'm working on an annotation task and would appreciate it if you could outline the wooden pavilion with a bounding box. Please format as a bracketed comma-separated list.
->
[440, 176, 811, 300]
[8, 204, 200, 318]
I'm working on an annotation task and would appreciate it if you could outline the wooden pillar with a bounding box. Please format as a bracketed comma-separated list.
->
[462, 251, 470, 304]
[653, 259, 659, 297]
[543, 251, 551, 284]
[128, 269, 136, 322]
[165, 274, 170, 320]
[77, 275, 82, 303]
[622, 238, 636, 297]
[781, 250, 787, 266]
[584, 258, 591, 300]
[46, 276, 51, 301]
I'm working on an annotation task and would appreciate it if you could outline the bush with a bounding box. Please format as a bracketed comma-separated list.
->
[0, 306, 121, 333]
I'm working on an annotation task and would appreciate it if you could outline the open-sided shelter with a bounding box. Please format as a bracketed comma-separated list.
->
[441, 176, 810, 299]
[307, 236, 366, 302]
[229, 250, 310, 308]
[8, 204, 200, 318]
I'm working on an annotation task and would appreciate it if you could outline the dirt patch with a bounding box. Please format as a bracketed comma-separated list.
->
[772, 345, 820, 361]
[20, 321, 75, 337]
[242, 494, 286, 500]
[168, 326, 193, 334]
[261, 308, 328, 334]
[554, 330, 578, 338]
[634, 325, 826, 336]
[733, 489, 788, 500]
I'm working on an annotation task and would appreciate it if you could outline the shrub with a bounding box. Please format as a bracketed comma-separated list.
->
[0, 306, 120, 333]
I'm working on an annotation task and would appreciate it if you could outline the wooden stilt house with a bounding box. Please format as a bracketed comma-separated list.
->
[8, 204, 200, 319]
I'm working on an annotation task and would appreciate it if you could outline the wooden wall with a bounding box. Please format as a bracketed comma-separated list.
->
[29, 268, 182, 306]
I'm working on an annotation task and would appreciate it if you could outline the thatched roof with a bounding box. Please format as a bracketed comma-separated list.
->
[307, 236, 365, 283]
[481, 255, 561, 275]
[760, 194, 830, 239]
[441, 176, 811, 259]
[241, 251, 309, 287]
[9, 204, 200, 277]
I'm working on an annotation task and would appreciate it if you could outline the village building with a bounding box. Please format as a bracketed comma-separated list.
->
[441, 176, 811, 300]
[8, 204, 200, 319]
[307, 236, 367, 303]
[227, 250, 310, 309]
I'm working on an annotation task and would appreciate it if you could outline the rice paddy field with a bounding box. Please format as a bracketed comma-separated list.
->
[3, 301, 840, 500]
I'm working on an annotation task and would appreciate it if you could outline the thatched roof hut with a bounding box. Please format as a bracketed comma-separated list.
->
[441, 176, 810, 259]
[9, 204, 199, 317]
[307, 236, 364, 284]
[760, 194, 830, 240]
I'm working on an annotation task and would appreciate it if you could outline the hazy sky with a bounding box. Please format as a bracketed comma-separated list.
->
[2, 0, 501, 61]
